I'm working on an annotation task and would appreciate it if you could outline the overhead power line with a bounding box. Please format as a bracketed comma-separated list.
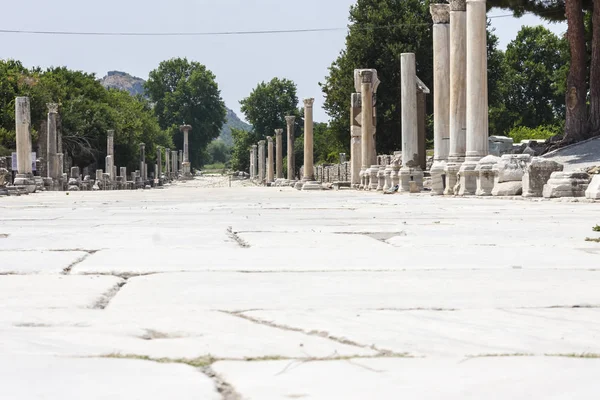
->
[0, 12, 558, 37]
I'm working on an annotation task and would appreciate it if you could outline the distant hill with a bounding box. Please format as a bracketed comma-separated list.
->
[99, 71, 251, 146]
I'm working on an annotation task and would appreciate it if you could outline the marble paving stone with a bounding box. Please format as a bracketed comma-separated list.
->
[0, 250, 89, 274]
[213, 357, 600, 400]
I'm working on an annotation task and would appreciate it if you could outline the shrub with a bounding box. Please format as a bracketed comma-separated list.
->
[507, 124, 562, 144]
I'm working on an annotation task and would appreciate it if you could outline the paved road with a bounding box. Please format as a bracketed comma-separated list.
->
[1, 177, 600, 399]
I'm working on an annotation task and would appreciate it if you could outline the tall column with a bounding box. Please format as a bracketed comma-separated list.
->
[445, 0, 468, 195]
[249, 148, 255, 178]
[258, 140, 266, 182]
[302, 98, 315, 181]
[105, 130, 115, 181]
[267, 136, 274, 183]
[251, 144, 258, 179]
[458, 0, 488, 195]
[178, 150, 183, 172]
[285, 116, 296, 180]
[165, 148, 170, 178]
[156, 146, 162, 180]
[400, 53, 424, 192]
[139, 143, 146, 181]
[14, 97, 35, 191]
[350, 93, 362, 187]
[47, 103, 60, 185]
[275, 129, 283, 179]
[180, 125, 193, 180]
[430, 4, 451, 195]
[171, 150, 178, 179]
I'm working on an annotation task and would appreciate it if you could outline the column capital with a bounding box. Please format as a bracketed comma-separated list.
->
[275, 129, 283, 136]
[107, 129, 115, 137]
[47, 103, 59, 113]
[449, 0, 466, 11]
[285, 116, 296, 126]
[430, 4, 450, 24]
[140, 143, 145, 149]
[267, 136, 273, 143]
[354, 69, 381, 94]
[179, 124, 192, 132]
[252, 144, 257, 149]
[166, 148, 170, 153]
[258, 140, 265, 145]
[303, 98, 315, 108]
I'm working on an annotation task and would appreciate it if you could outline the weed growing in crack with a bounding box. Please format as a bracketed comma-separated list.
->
[546, 353, 600, 359]
[102, 353, 216, 368]
[585, 238, 600, 243]
[593, 225, 600, 232]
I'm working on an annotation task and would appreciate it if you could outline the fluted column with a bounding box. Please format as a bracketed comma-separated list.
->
[267, 136, 274, 183]
[47, 103, 60, 184]
[275, 129, 283, 179]
[430, 4, 451, 195]
[285, 116, 296, 180]
[350, 93, 362, 187]
[355, 69, 380, 190]
[302, 98, 315, 181]
[180, 124, 193, 180]
[458, 0, 488, 195]
[400, 53, 424, 192]
[445, 0, 468, 195]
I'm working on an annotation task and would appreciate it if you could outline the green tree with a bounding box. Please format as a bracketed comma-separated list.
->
[206, 139, 231, 165]
[145, 58, 227, 168]
[490, 26, 568, 135]
[230, 128, 253, 172]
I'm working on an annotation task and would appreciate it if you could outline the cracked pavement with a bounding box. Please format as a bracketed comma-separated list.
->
[1, 176, 600, 399]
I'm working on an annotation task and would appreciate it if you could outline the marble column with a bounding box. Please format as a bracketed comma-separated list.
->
[458, 0, 488, 195]
[285, 116, 296, 180]
[350, 93, 362, 187]
[164, 148, 170, 178]
[156, 146, 162, 180]
[14, 97, 35, 191]
[275, 129, 283, 179]
[430, 4, 451, 195]
[251, 144, 258, 179]
[258, 140, 266, 182]
[356, 69, 380, 190]
[302, 98, 315, 181]
[47, 103, 60, 186]
[105, 130, 115, 181]
[139, 143, 146, 182]
[171, 150, 178, 179]
[444, 0, 468, 195]
[400, 53, 424, 192]
[178, 150, 183, 173]
[180, 125, 193, 180]
[267, 136, 274, 183]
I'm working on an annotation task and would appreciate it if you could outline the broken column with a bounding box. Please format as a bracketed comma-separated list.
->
[430, 4, 451, 195]
[156, 146, 162, 183]
[302, 98, 316, 182]
[164, 148, 170, 180]
[444, 0, 467, 195]
[68, 166, 81, 191]
[400, 54, 424, 192]
[139, 143, 146, 184]
[267, 136, 274, 183]
[251, 144, 258, 179]
[106, 130, 115, 181]
[178, 150, 183, 174]
[543, 171, 590, 198]
[458, 0, 488, 195]
[258, 140, 266, 183]
[350, 93, 362, 188]
[523, 158, 564, 198]
[14, 97, 36, 192]
[285, 116, 296, 181]
[249, 148, 255, 179]
[171, 150, 178, 179]
[586, 175, 600, 200]
[180, 125, 193, 180]
[275, 129, 284, 179]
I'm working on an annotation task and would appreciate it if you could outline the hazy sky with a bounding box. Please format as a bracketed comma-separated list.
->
[2, 0, 566, 123]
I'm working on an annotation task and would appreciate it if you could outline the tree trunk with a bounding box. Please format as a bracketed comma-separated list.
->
[589, 0, 600, 135]
[563, 0, 589, 144]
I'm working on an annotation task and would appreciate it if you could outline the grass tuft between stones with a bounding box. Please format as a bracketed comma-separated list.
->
[103, 353, 216, 368]
[546, 353, 600, 359]
[585, 237, 600, 243]
[593, 225, 600, 232]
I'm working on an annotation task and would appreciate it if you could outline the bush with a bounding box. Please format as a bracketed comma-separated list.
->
[507, 125, 562, 144]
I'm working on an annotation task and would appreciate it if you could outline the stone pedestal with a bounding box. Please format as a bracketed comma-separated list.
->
[302, 98, 315, 181]
[585, 175, 600, 200]
[302, 181, 323, 191]
[369, 165, 379, 190]
[285, 116, 296, 180]
[68, 166, 81, 191]
[275, 129, 284, 179]
[523, 158, 564, 197]
[491, 154, 530, 196]
[543, 171, 590, 198]
[400, 54, 424, 193]
[444, 0, 467, 195]
[430, 4, 451, 195]
[475, 155, 500, 196]
[267, 136, 274, 183]
[377, 166, 385, 191]
[14, 97, 36, 193]
[180, 125, 193, 180]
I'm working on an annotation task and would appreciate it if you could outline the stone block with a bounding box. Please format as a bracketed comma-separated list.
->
[523, 158, 564, 198]
[492, 181, 523, 197]
[494, 154, 531, 183]
[585, 175, 600, 200]
[542, 171, 590, 198]
[488, 136, 514, 157]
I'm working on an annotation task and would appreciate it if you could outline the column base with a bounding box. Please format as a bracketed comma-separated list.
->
[181, 163, 193, 180]
[458, 161, 478, 196]
[369, 165, 379, 190]
[399, 167, 424, 193]
[430, 160, 447, 196]
[302, 181, 323, 191]
[444, 159, 463, 196]
[14, 173, 36, 193]
[475, 155, 501, 196]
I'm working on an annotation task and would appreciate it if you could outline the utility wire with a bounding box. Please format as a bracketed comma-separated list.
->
[0, 11, 560, 37]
